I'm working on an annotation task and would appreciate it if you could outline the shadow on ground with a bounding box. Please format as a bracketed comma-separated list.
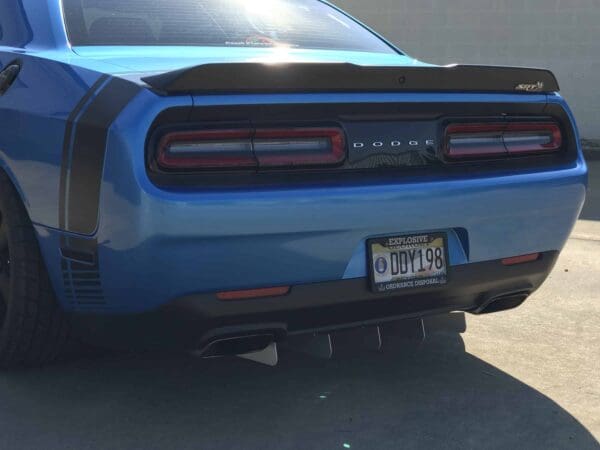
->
[580, 159, 599, 221]
[1, 333, 597, 450]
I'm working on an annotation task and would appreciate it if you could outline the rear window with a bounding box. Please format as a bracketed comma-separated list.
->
[61, 0, 397, 54]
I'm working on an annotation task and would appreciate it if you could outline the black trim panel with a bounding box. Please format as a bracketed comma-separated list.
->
[60, 77, 140, 234]
[59, 75, 109, 230]
[142, 63, 560, 95]
[146, 102, 578, 189]
[68, 252, 558, 350]
[60, 235, 105, 305]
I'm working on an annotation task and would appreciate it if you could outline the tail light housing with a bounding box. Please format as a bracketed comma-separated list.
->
[156, 127, 346, 170]
[444, 122, 562, 160]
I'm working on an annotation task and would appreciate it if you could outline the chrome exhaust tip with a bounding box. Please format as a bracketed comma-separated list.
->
[474, 291, 530, 315]
[200, 334, 276, 358]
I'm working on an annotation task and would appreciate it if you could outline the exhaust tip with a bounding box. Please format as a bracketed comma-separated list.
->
[475, 291, 530, 315]
[201, 334, 276, 358]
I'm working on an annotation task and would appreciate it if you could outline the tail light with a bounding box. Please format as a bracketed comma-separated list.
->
[156, 127, 346, 170]
[157, 129, 255, 169]
[253, 128, 345, 167]
[444, 122, 562, 160]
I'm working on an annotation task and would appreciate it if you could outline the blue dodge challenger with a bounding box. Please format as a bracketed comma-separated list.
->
[0, 0, 588, 367]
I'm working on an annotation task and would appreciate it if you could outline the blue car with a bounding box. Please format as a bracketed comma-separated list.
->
[0, 0, 587, 367]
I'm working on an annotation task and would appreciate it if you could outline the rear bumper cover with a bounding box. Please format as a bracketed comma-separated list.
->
[69, 251, 558, 351]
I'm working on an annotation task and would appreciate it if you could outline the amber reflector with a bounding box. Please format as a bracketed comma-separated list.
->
[502, 253, 541, 266]
[217, 286, 291, 301]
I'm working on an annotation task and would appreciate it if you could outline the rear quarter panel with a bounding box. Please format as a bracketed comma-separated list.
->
[0, 52, 103, 227]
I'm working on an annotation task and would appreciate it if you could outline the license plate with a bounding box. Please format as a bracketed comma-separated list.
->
[368, 233, 448, 293]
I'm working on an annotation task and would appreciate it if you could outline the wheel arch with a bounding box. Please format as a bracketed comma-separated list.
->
[0, 159, 31, 216]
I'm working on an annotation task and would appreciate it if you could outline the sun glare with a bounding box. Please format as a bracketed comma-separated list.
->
[238, 0, 293, 28]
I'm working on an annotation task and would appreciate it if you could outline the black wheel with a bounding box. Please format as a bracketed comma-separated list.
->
[0, 171, 69, 368]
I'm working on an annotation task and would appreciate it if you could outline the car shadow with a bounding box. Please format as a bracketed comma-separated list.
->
[1, 333, 598, 450]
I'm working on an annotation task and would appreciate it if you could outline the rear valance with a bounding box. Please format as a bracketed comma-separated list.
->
[141, 63, 559, 95]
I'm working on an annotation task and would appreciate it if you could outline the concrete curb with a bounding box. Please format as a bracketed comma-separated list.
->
[582, 140, 600, 161]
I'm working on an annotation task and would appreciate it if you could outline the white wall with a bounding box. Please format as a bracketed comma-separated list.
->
[333, 0, 600, 139]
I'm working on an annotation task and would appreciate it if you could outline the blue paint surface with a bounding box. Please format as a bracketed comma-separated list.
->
[1, 1, 588, 314]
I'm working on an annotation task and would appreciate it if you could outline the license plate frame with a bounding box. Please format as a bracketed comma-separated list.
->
[367, 232, 449, 293]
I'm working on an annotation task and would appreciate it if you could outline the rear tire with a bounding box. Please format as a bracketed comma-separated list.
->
[0, 171, 69, 368]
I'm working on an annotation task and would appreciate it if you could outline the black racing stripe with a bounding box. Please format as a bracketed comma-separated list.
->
[59, 74, 109, 230]
[64, 78, 141, 234]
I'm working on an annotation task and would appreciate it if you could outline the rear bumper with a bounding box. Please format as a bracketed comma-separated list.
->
[35, 157, 586, 316]
[68, 252, 558, 351]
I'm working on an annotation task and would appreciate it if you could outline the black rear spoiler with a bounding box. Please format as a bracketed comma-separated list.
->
[141, 63, 559, 95]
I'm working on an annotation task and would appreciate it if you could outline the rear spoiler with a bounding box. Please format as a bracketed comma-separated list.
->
[141, 63, 559, 95]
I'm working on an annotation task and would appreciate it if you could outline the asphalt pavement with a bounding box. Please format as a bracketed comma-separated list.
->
[0, 162, 598, 450]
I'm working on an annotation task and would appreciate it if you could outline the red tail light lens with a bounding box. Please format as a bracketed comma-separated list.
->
[445, 122, 562, 160]
[157, 129, 255, 169]
[156, 127, 346, 170]
[254, 128, 346, 167]
[445, 123, 506, 159]
[503, 123, 562, 154]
